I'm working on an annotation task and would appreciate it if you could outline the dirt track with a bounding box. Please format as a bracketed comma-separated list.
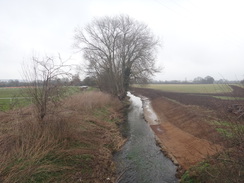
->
[133, 86, 244, 171]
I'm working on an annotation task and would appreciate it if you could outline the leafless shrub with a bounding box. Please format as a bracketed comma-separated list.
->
[22, 55, 72, 121]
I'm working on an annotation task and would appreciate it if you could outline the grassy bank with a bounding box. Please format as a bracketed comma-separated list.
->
[0, 91, 125, 183]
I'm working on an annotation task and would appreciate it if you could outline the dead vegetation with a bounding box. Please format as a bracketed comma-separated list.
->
[228, 104, 244, 119]
[0, 91, 125, 183]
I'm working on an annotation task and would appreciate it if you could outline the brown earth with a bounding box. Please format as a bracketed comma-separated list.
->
[133, 86, 244, 172]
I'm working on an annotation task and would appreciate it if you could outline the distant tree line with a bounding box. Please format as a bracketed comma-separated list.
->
[0, 79, 26, 87]
[150, 76, 241, 84]
[70, 75, 96, 87]
[0, 76, 97, 88]
[0, 75, 242, 87]
[0, 79, 69, 87]
[193, 76, 215, 84]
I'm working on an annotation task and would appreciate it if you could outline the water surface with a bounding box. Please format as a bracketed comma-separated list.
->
[115, 92, 178, 183]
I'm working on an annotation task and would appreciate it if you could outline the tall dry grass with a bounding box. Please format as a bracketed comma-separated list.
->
[0, 91, 124, 183]
[65, 91, 120, 111]
[0, 117, 70, 182]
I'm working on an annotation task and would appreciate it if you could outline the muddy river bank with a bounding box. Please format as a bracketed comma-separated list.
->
[133, 87, 223, 173]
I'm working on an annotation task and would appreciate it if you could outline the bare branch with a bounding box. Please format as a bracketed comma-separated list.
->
[74, 15, 161, 99]
[22, 55, 72, 121]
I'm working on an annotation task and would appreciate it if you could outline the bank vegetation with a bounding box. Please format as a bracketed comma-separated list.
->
[0, 91, 125, 183]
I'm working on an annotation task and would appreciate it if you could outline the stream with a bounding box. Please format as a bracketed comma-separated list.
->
[114, 92, 178, 183]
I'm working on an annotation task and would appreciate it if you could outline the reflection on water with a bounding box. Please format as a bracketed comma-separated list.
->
[114, 92, 178, 183]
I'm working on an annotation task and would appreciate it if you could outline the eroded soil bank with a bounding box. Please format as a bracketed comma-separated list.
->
[133, 88, 228, 175]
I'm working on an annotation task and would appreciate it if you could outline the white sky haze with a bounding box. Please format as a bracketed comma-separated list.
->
[0, 0, 243, 81]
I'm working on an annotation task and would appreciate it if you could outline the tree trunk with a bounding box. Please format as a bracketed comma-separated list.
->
[120, 67, 130, 100]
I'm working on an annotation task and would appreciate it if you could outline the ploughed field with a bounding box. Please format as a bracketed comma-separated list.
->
[134, 84, 244, 119]
[132, 84, 244, 173]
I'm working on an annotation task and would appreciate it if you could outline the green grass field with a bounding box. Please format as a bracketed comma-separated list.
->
[0, 87, 26, 98]
[0, 86, 82, 111]
[135, 84, 233, 94]
[0, 87, 28, 111]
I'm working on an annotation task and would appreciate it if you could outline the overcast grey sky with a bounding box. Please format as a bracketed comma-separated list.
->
[0, 0, 243, 81]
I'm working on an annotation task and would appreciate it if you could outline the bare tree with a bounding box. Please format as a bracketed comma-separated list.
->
[22, 55, 71, 121]
[74, 15, 160, 99]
